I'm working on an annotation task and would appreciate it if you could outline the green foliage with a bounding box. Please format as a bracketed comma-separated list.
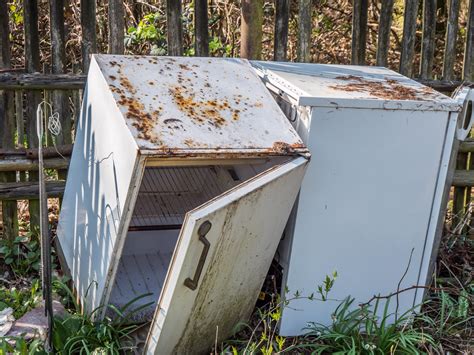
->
[52, 288, 153, 354]
[303, 297, 436, 354]
[0, 337, 46, 355]
[0, 280, 41, 319]
[125, 12, 167, 55]
[0, 231, 41, 277]
[422, 288, 473, 339]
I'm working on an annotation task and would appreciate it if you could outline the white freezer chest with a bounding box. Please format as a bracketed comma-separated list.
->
[252, 62, 471, 336]
[57, 55, 310, 353]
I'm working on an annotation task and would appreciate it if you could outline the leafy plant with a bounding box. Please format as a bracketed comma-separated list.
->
[0, 280, 41, 319]
[0, 231, 41, 277]
[125, 12, 167, 55]
[303, 297, 436, 354]
[0, 336, 46, 355]
[52, 285, 153, 355]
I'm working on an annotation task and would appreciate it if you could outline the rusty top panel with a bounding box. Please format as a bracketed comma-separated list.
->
[92, 55, 306, 156]
[252, 61, 461, 112]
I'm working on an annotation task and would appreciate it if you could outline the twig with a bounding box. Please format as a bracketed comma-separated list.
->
[395, 248, 414, 322]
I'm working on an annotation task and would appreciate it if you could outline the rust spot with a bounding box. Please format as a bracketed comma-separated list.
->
[329, 76, 438, 101]
[109, 75, 117, 81]
[272, 141, 296, 154]
[179, 64, 191, 70]
[169, 86, 238, 127]
[183, 138, 195, 147]
[148, 81, 154, 85]
[119, 76, 136, 95]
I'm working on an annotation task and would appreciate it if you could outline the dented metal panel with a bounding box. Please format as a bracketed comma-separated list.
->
[145, 157, 308, 354]
[92, 55, 306, 156]
[252, 61, 461, 111]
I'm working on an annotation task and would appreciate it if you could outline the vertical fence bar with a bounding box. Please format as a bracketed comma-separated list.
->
[195, 0, 209, 57]
[50, 0, 71, 161]
[274, 0, 289, 61]
[446, 0, 464, 230]
[108, 0, 125, 54]
[167, 0, 183, 56]
[351, 0, 368, 65]
[399, 0, 420, 76]
[81, 0, 97, 73]
[376, 0, 394, 67]
[297, 0, 311, 62]
[420, 0, 436, 79]
[240, 0, 263, 60]
[24, 0, 42, 232]
[463, 0, 474, 81]
[443, 0, 461, 80]
[0, 0, 18, 240]
[464, 0, 474, 233]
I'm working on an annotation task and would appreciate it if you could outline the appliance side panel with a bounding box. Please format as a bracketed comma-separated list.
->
[279, 107, 448, 336]
[415, 111, 458, 305]
[56, 58, 139, 312]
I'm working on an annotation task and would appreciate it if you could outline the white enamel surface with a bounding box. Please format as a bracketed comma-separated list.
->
[279, 107, 451, 335]
[56, 57, 140, 312]
[252, 61, 461, 112]
[93, 55, 304, 154]
[146, 157, 308, 354]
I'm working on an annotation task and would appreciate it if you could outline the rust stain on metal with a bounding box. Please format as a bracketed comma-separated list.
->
[329, 75, 439, 101]
[169, 85, 241, 128]
[271, 141, 297, 154]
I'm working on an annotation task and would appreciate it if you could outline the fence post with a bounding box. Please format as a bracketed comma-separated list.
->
[24, 0, 41, 232]
[167, 0, 183, 56]
[399, 0, 420, 76]
[351, 0, 368, 65]
[195, 0, 209, 57]
[376, 0, 394, 67]
[274, 0, 289, 61]
[420, 0, 436, 79]
[50, 0, 71, 162]
[108, 0, 125, 54]
[465, 0, 474, 81]
[297, 0, 311, 62]
[0, 0, 18, 240]
[240, 0, 263, 60]
[443, 0, 461, 81]
[81, 0, 97, 73]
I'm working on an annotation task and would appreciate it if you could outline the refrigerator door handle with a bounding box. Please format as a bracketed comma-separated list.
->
[184, 221, 212, 291]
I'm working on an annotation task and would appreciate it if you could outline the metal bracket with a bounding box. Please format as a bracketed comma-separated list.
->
[184, 221, 212, 291]
[453, 86, 474, 141]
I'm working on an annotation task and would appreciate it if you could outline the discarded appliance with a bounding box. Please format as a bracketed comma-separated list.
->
[252, 62, 473, 336]
[56, 55, 309, 353]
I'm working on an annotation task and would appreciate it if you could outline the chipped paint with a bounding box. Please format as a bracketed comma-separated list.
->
[93, 54, 307, 157]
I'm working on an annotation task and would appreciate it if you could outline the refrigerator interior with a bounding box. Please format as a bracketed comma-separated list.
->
[108, 158, 288, 322]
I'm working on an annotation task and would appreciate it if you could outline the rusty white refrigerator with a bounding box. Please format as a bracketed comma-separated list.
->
[252, 61, 472, 336]
[56, 55, 310, 353]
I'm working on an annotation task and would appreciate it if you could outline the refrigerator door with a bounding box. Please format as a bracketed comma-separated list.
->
[145, 157, 308, 355]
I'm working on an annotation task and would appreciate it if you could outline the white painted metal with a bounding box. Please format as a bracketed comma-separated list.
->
[251, 61, 462, 336]
[108, 230, 180, 322]
[93, 55, 305, 156]
[252, 61, 460, 111]
[146, 157, 308, 354]
[57, 57, 141, 313]
[453, 86, 474, 140]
